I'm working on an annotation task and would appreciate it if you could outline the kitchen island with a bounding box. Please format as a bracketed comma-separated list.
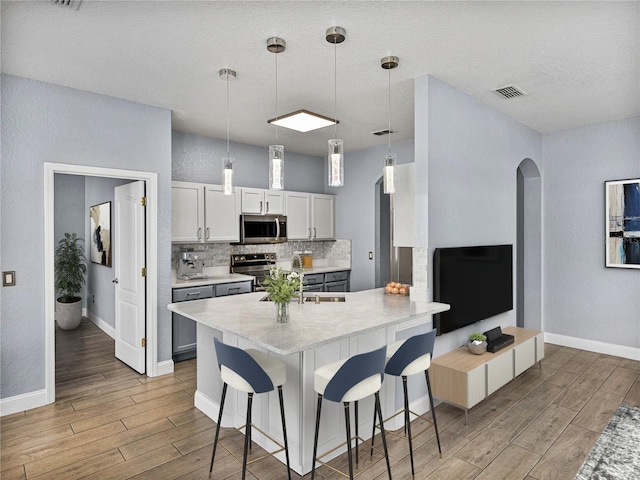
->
[168, 289, 449, 475]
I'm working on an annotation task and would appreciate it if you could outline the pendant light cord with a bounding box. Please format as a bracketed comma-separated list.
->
[388, 67, 391, 155]
[275, 51, 279, 141]
[334, 40, 337, 137]
[226, 73, 230, 156]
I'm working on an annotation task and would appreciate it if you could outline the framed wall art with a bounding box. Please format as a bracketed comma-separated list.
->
[89, 201, 112, 267]
[605, 179, 640, 269]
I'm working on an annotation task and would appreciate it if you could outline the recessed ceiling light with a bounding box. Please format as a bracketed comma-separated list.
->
[268, 109, 337, 133]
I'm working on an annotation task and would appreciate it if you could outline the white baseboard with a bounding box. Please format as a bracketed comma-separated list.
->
[154, 360, 175, 377]
[544, 332, 640, 361]
[86, 311, 115, 339]
[195, 390, 220, 421]
[0, 389, 48, 417]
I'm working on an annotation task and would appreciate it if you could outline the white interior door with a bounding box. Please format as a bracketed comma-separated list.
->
[114, 181, 146, 373]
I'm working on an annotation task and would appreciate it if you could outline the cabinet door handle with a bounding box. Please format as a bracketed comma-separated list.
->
[186, 291, 201, 297]
[314, 227, 317, 239]
[197, 227, 202, 240]
[266, 201, 269, 213]
[308, 228, 312, 239]
[206, 227, 210, 240]
[259, 201, 263, 214]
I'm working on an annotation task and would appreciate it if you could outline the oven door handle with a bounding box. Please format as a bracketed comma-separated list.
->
[275, 216, 280, 241]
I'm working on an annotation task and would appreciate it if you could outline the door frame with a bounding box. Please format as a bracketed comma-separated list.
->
[44, 163, 159, 404]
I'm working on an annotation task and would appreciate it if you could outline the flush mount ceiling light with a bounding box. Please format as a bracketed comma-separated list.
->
[267, 36, 286, 190]
[381, 56, 399, 195]
[267, 109, 337, 133]
[326, 26, 346, 188]
[219, 68, 237, 195]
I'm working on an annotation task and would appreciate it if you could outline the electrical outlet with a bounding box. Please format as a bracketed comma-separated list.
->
[92, 295, 95, 303]
[368, 252, 373, 260]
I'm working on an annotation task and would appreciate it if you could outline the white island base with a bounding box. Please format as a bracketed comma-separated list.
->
[169, 289, 449, 476]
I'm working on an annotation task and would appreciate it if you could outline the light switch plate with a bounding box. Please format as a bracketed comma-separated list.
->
[3, 271, 16, 286]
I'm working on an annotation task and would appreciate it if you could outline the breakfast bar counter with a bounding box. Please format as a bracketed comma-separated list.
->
[168, 289, 449, 475]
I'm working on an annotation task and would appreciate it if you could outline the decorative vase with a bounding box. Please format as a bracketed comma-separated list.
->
[275, 302, 289, 323]
[467, 340, 487, 355]
[56, 297, 83, 330]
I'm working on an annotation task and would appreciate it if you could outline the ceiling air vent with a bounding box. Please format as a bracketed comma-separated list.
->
[491, 84, 527, 99]
[50, 0, 82, 9]
[371, 129, 395, 136]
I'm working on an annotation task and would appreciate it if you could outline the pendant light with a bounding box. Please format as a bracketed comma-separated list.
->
[219, 68, 236, 195]
[326, 26, 346, 187]
[267, 37, 286, 190]
[381, 56, 399, 194]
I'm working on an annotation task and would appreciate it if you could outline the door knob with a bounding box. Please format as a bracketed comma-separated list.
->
[112, 278, 119, 284]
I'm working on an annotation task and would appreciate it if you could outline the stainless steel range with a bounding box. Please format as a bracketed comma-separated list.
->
[230, 252, 277, 291]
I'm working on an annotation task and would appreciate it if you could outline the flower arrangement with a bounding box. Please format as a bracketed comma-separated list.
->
[263, 267, 303, 303]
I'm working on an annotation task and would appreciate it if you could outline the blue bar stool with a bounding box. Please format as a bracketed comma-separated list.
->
[373, 329, 442, 477]
[311, 345, 393, 480]
[209, 337, 291, 480]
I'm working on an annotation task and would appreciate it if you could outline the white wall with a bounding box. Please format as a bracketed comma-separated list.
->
[1, 74, 172, 399]
[542, 118, 640, 349]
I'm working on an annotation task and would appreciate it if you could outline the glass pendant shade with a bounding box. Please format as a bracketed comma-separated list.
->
[383, 154, 396, 194]
[269, 145, 284, 190]
[222, 157, 234, 195]
[328, 139, 344, 187]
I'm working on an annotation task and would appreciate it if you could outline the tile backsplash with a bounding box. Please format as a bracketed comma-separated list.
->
[171, 239, 351, 269]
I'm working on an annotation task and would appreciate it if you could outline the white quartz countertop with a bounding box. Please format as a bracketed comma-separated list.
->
[167, 289, 450, 355]
[172, 273, 254, 289]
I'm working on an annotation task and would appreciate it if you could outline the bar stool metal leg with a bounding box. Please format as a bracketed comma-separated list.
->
[209, 383, 228, 478]
[375, 392, 393, 480]
[425, 370, 442, 458]
[402, 376, 416, 477]
[242, 393, 254, 480]
[344, 402, 354, 479]
[277, 385, 292, 480]
[354, 400, 359, 466]
[311, 394, 323, 480]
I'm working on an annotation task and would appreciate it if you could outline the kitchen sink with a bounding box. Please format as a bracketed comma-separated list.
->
[260, 295, 346, 303]
[305, 295, 345, 303]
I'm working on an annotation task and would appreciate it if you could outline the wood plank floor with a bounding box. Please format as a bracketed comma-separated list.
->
[2, 318, 639, 479]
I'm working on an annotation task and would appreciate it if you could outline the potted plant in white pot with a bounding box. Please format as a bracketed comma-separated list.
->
[467, 332, 487, 355]
[55, 232, 88, 330]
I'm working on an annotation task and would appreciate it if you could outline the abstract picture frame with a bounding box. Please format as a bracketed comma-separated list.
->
[89, 201, 112, 267]
[605, 179, 640, 269]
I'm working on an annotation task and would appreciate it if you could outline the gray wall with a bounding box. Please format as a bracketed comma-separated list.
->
[172, 130, 325, 193]
[332, 140, 414, 291]
[85, 177, 134, 329]
[1, 74, 172, 399]
[542, 117, 640, 348]
[421, 75, 543, 351]
[54, 174, 87, 303]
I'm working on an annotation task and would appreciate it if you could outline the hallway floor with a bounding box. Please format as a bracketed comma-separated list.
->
[1, 318, 639, 479]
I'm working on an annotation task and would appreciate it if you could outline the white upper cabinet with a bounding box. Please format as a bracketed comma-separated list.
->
[240, 187, 285, 215]
[204, 185, 240, 242]
[285, 192, 335, 240]
[171, 181, 205, 242]
[171, 181, 240, 243]
[286, 192, 312, 240]
[312, 194, 335, 240]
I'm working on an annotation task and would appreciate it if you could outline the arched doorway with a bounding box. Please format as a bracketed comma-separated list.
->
[516, 158, 542, 330]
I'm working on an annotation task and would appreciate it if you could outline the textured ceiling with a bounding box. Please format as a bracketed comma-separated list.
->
[2, 1, 639, 157]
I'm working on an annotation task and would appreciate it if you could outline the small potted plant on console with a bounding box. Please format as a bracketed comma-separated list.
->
[467, 332, 487, 355]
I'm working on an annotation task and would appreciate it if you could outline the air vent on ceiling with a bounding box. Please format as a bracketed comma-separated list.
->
[371, 129, 395, 136]
[50, 0, 82, 9]
[491, 84, 527, 99]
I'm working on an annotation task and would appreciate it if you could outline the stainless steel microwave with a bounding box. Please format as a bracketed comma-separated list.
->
[239, 214, 287, 244]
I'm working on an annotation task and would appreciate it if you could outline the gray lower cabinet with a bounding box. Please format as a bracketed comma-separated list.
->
[172, 280, 252, 362]
[324, 271, 350, 292]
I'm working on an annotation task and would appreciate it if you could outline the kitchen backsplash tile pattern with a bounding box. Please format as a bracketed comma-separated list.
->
[171, 239, 351, 269]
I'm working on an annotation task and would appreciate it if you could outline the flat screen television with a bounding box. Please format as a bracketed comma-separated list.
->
[433, 244, 513, 335]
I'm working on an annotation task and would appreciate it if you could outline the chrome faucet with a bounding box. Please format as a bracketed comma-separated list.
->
[298, 271, 304, 304]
